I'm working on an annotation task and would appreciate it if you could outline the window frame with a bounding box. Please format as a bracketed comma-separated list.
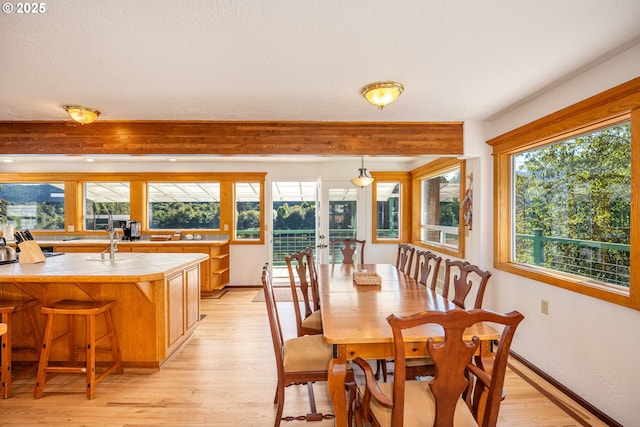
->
[0, 172, 266, 244]
[488, 77, 640, 310]
[410, 158, 466, 258]
[370, 172, 411, 243]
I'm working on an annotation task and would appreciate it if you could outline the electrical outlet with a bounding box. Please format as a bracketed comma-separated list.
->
[541, 299, 549, 315]
[67, 225, 74, 232]
[223, 224, 228, 231]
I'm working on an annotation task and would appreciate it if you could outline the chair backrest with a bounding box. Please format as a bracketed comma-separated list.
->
[303, 246, 320, 311]
[330, 238, 365, 265]
[387, 308, 524, 427]
[442, 259, 492, 309]
[285, 251, 316, 336]
[261, 264, 286, 379]
[413, 249, 443, 291]
[395, 243, 415, 275]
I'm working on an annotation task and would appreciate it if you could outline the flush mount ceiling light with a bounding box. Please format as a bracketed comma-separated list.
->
[361, 81, 404, 110]
[351, 157, 375, 188]
[63, 104, 101, 125]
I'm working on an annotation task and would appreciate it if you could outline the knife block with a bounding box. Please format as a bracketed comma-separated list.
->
[18, 240, 46, 264]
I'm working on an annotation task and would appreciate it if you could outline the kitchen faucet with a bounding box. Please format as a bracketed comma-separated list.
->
[106, 212, 118, 260]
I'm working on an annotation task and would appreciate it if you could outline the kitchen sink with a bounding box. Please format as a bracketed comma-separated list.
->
[86, 253, 142, 262]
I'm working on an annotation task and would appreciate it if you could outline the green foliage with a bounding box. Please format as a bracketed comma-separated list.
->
[273, 202, 316, 230]
[150, 202, 221, 229]
[515, 123, 630, 242]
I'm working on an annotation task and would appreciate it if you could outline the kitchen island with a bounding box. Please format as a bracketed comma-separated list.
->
[0, 252, 208, 367]
[36, 239, 230, 296]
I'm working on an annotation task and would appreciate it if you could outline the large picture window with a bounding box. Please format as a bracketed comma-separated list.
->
[84, 182, 131, 230]
[513, 122, 631, 288]
[148, 182, 221, 230]
[489, 77, 640, 309]
[0, 182, 65, 230]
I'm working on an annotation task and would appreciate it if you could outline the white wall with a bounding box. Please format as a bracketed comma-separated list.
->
[477, 43, 640, 426]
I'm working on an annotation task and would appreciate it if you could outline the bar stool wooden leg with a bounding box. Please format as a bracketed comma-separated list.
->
[85, 313, 96, 400]
[103, 308, 123, 374]
[0, 309, 12, 399]
[33, 311, 56, 399]
[1, 300, 42, 399]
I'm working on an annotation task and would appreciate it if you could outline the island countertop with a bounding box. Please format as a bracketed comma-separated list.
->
[11, 239, 231, 294]
[0, 252, 209, 282]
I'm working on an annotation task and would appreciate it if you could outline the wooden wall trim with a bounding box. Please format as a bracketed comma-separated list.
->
[0, 121, 463, 156]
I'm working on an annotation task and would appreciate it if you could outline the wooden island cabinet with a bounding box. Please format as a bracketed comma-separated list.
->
[38, 239, 230, 296]
[0, 252, 208, 367]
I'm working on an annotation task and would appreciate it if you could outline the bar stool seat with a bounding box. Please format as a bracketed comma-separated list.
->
[0, 299, 42, 399]
[34, 299, 123, 400]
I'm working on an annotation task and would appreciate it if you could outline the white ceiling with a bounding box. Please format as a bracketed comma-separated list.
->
[2, 0, 640, 123]
[1, 0, 640, 165]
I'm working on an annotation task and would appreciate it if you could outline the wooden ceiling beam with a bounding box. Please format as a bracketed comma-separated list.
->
[0, 121, 463, 156]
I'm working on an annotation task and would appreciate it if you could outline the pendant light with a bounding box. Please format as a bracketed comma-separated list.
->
[351, 157, 374, 188]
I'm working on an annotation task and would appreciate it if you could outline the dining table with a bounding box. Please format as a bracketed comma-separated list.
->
[317, 263, 500, 427]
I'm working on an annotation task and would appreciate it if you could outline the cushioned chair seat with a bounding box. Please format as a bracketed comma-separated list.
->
[283, 334, 332, 373]
[300, 309, 323, 332]
[360, 380, 478, 427]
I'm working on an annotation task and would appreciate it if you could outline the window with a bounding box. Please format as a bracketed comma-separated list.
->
[489, 77, 640, 309]
[371, 172, 411, 243]
[375, 181, 401, 240]
[513, 122, 630, 288]
[411, 158, 465, 257]
[84, 182, 131, 230]
[147, 182, 221, 230]
[0, 182, 65, 230]
[235, 182, 261, 241]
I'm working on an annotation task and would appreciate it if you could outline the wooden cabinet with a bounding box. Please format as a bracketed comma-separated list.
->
[46, 240, 230, 296]
[166, 264, 201, 355]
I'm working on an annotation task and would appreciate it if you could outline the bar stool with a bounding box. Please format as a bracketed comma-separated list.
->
[0, 299, 42, 399]
[34, 299, 123, 400]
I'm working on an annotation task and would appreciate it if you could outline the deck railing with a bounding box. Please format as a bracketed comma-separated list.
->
[516, 229, 630, 287]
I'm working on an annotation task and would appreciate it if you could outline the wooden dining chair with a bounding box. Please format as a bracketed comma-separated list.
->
[405, 258, 491, 380]
[413, 249, 443, 291]
[285, 251, 323, 337]
[261, 264, 356, 427]
[331, 238, 365, 265]
[352, 308, 524, 427]
[442, 259, 492, 309]
[395, 243, 415, 275]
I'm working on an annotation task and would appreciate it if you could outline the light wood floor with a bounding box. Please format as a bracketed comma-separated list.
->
[0, 288, 604, 426]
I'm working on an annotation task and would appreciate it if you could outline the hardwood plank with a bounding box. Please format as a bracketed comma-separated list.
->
[0, 289, 604, 426]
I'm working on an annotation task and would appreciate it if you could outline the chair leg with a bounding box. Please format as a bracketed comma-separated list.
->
[103, 309, 123, 374]
[274, 386, 285, 427]
[346, 381, 357, 427]
[34, 313, 56, 399]
[375, 359, 388, 382]
[85, 314, 96, 400]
